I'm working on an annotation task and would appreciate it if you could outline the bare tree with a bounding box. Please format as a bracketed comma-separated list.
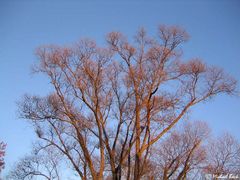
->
[0, 141, 6, 174]
[112, 121, 210, 180]
[8, 147, 61, 180]
[203, 133, 240, 178]
[17, 25, 236, 179]
[150, 121, 209, 180]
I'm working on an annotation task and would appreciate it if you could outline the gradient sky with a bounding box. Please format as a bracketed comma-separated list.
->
[0, 0, 240, 175]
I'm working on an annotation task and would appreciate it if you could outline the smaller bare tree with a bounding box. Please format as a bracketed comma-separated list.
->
[149, 121, 210, 179]
[8, 147, 61, 180]
[204, 133, 240, 177]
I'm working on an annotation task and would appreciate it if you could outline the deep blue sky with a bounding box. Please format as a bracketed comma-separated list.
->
[0, 0, 240, 174]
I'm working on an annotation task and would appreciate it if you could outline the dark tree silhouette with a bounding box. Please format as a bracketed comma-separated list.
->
[0, 141, 6, 173]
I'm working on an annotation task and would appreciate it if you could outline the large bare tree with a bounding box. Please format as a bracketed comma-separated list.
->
[17, 25, 236, 179]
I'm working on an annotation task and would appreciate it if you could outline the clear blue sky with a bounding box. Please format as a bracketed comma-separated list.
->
[0, 0, 240, 174]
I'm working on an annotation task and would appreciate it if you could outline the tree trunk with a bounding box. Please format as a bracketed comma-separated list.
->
[133, 154, 141, 180]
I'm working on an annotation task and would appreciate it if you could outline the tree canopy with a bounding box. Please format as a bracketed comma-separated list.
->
[13, 25, 237, 180]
